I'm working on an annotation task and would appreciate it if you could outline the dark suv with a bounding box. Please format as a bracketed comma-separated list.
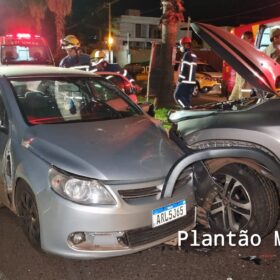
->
[166, 23, 280, 237]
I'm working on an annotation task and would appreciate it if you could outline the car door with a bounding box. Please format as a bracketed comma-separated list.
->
[0, 92, 10, 205]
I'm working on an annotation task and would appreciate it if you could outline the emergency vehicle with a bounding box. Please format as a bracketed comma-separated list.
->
[222, 17, 280, 97]
[0, 33, 54, 65]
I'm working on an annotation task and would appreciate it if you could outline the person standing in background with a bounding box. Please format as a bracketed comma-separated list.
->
[228, 31, 254, 101]
[173, 37, 197, 109]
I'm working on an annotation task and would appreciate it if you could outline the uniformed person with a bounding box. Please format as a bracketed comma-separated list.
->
[173, 37, 197, 109]
[59, 35, 91, 69]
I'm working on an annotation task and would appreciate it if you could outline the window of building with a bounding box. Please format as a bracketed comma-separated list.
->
[135, 24, 147, 38]
[149, 25, 161, 39]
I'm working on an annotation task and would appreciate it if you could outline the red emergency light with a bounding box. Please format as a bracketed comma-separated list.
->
[16, 33, 31, 39]
[5, 33, 41, 39]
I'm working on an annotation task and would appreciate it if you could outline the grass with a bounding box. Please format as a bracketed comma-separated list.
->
[137, 95, 172, 129]
[154, 108, 172, 130]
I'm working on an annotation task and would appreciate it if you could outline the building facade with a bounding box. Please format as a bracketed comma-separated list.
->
[113, 9, 188, 66]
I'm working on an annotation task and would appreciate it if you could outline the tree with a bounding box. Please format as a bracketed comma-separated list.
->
[46, 0, 72, 52]
[149, 0, 184, 108]
[27, 0, 47, 33]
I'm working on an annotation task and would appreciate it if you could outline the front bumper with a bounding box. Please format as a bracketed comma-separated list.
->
[38, 179, 196, 259]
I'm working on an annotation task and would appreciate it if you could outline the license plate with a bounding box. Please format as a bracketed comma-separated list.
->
[152, 200, 186, 228]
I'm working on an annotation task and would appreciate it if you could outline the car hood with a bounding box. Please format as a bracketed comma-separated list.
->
[192, 23, 280, 94]
[24, 116, 182, 182]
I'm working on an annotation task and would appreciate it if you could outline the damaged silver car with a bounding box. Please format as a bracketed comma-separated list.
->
[0, 66, 196, 259]
[167, 23, 280, 237]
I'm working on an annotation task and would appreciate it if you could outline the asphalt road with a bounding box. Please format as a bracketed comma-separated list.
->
[1, 93, 280, 280]
[1, 207, 280, 280]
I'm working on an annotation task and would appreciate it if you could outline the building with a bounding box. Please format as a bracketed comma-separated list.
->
[113, 9, 188, 66]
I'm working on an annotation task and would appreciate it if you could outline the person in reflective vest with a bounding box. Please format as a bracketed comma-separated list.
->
[173, 37, 197, 109]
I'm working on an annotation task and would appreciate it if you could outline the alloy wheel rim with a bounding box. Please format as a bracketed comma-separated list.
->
[210, 174, 252, 232]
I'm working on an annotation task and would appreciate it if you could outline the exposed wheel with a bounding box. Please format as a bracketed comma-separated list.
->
[206, 164, 279, 237]
[15, 181, 41, 248]
[192, 82, 200, 97]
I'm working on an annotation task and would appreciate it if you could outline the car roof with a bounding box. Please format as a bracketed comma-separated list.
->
[0, 65, 96, 78]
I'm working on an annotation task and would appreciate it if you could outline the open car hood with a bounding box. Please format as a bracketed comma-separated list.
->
[192, 23, 280, 95]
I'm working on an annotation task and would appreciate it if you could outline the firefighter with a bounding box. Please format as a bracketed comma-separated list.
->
[91, 50, 109, 72]
[173, 36, 197, 109]
[59, 35, 91, 69]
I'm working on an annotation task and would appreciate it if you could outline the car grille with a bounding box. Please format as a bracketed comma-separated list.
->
[124, 207, 195, 247]
[118, 171, 192, 201]
[118, 186, 161, 200]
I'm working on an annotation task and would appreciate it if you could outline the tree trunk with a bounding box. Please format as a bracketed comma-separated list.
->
[156, 22, 177, 108]
[146, 42, 161, 101]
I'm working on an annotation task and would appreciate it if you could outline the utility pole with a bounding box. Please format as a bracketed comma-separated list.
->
[94, 0, 119, 63]
[107, 0, 119, 63]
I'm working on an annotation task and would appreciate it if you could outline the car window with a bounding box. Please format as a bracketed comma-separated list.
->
[259, 26, 274, 51]
[106, 75, 125, 88]
[10, 77, 141, 125]
[0, 92, 8, 130]
[1, 45, 53, 65]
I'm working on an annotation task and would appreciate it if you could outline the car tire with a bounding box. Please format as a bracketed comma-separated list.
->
[204, 164, 279, 237]
[192, 82, 200, 97]
[15, 181, 41, 248]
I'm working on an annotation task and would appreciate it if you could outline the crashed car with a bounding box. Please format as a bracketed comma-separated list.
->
[167, 23, 280, 237]
[0, 66, 196, 259]
[95, 71, 141, 103]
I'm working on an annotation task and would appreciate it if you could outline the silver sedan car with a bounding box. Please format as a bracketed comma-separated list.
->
[0, 66, 196, 259]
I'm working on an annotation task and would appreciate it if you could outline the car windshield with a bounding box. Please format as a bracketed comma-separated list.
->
[1, 45, 53, 65]
[9, 76, 142, 125]
[197, 64, 217, 72]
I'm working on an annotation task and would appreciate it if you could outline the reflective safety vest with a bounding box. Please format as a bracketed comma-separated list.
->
[178, 50, 197, 84]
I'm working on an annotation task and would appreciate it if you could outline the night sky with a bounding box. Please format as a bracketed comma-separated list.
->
[111, 0, 280, 25]
[1, 0, 280, 38]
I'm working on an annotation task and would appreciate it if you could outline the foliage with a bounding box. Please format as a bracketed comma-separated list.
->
[46, 0, 72, 51]
[160, 0, 185, 25]
[27, 0, 47, 33]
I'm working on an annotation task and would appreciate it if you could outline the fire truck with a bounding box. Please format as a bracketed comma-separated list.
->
[222, 17, 280, 97]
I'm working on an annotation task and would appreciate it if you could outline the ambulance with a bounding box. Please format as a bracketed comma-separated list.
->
[0, 33, 54, 65]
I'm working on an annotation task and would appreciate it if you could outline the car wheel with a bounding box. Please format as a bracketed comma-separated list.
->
[192, 82, 200, 97]
[15, 181, 41, 248]
[207, 164, 279, 237]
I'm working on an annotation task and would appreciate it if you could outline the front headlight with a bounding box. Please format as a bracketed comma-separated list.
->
[49, 168, 116, 205]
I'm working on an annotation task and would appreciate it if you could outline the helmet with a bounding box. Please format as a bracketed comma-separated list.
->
[61, 35, 80, 49]
[95, 50, 106, 59]
[180, 37, 191, 45]
[270, 28, 280, 42]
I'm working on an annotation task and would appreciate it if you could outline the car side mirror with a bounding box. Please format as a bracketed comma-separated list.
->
[139, 102, 155, 117]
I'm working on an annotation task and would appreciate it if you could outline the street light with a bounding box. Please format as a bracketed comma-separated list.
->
[107, 0, 119, 63]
